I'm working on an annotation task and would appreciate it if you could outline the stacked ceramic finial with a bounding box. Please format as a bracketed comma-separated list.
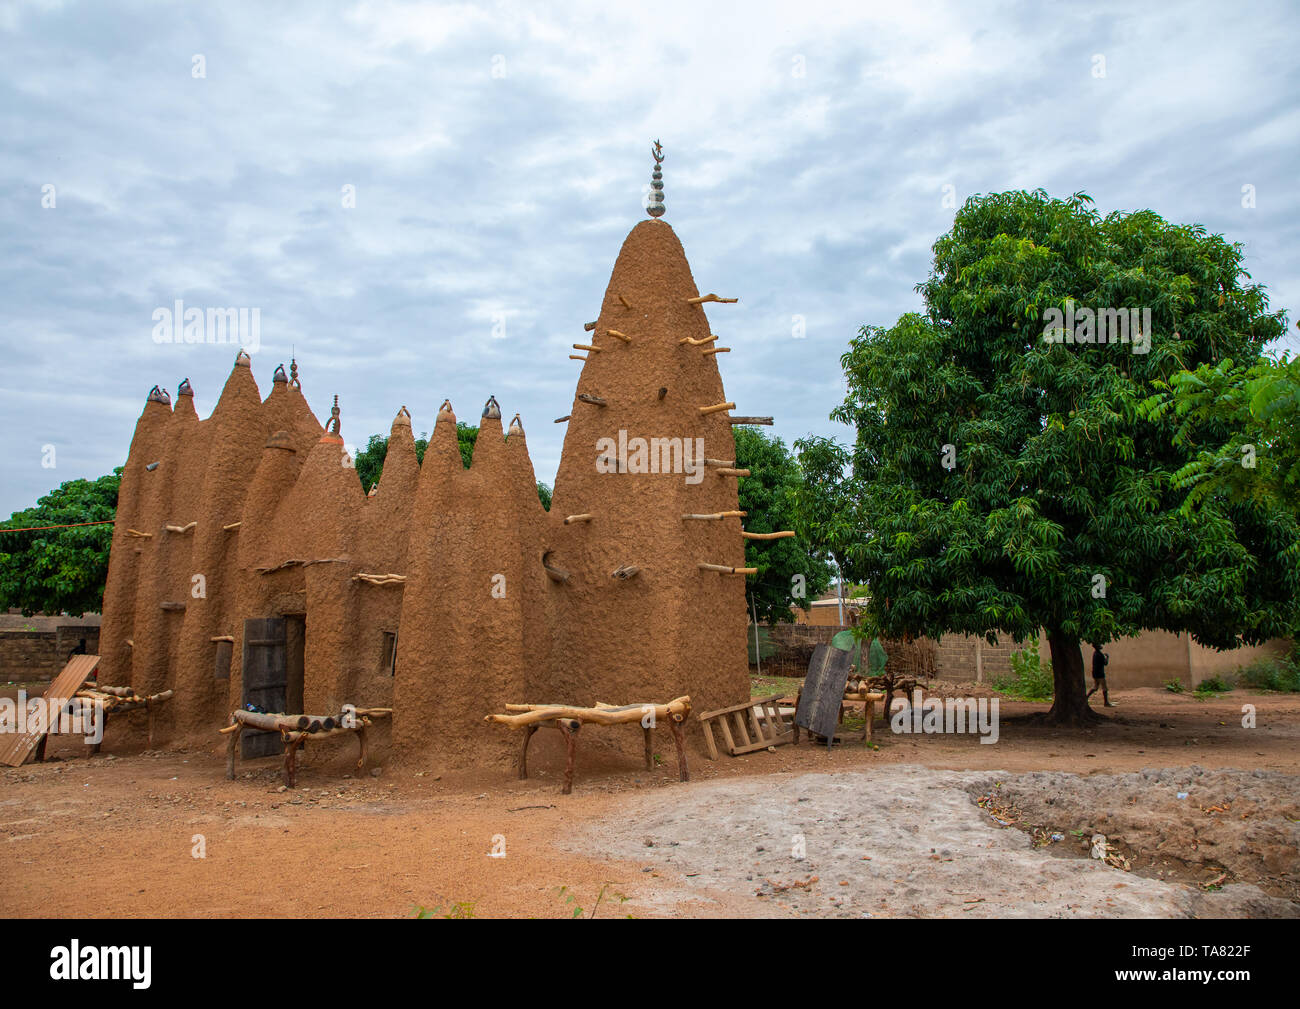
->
[647, 139, 665, 218]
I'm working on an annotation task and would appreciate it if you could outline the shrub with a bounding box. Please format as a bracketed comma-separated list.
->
[992, 646, 1054, 701]
[1238, 654, 1300, 693]
[1164, 678, 1185, 693]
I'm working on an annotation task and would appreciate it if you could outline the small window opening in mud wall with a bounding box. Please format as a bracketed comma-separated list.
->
[380, 630, 397, 676]
[213, 639, 233, 680]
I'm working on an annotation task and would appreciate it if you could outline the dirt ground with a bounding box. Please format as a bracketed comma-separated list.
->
[2, 684, 1298, 918]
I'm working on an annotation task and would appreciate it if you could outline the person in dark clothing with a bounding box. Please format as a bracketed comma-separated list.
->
[66, 637, 87, 661]
[1086, 642, 1113, 706]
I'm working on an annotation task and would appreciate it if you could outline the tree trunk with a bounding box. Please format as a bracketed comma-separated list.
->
[1044, 631, 1103, 725]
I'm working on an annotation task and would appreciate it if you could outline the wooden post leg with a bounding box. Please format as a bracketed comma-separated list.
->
[283, 735, 302, 788]
[356, 725, 368, 770]
[91, 710, 105, 754]
[518, 723, 538, 780]
[865, 700, 874, 742]
[556, 720, 576, 795]
[670, 718, 689, 782]
[792, 690, 801, 746]
[643, 725, 653, 770]
[146, 698, 154, 749]
[225, 722, 241, 780]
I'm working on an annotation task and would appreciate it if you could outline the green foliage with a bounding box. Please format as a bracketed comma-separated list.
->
[1238, 653, 1300, 692]
[992, 646, 1054, 701]
[830, 189, 1299, 685]
[412, 901, 477, 918]
[733, 427, 833, 624]
[556, 884, 631, 919]
[747, 624, 777, 664]
[1139, 352, 1300, 514]
[1190, 676, 1232, 696]
[1164, 677, 1186, 693]
[830, 628, 861, 669]
[0, 471, 121, 616]
[868, 637, 888, 675]
[791, 434, 859, 580]
[536, 481, 552, 511]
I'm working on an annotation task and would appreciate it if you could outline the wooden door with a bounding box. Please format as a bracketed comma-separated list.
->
[241, 617, 286, 758]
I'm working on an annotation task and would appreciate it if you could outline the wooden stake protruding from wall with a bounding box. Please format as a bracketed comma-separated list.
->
[716, 468, 750, 476]
[686, 294, 739, 305]
[222, 522, 242, 531]
[704, 457, 734, 467]
[682, 511, 747, 520]
[703, 347, 730, 356]
[729, 416, 773, 426]
[573, 343, 601, 352]
[577, 394, 607, 407]
[740, 530, 796, 540]
[698, 562, 758, 575]
[611, 564, 640, 580]
[607, 329, 630, 342]
[678, 334, 718, 346]
[563, 513, 594, 525]
[618, 294, 633, 309]
[554, 415, 571, 423]
[164, 521, 197, 534]
[542, 552, 570, 583]
[569, 355, 587, 361]
[584, 321, 597, 331]
[698, 401, 735, 415]
[657, 387, 668, 400]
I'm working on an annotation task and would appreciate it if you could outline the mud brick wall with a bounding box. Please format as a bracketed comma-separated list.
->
[0, 626, 101, 680]
[762, 623, 1013, 681]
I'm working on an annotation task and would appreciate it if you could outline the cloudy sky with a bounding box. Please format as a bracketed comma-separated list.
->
[2, 0, 1297, 516]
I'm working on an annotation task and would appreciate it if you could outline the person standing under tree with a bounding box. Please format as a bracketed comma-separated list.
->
[1086, 642, 1113, 707]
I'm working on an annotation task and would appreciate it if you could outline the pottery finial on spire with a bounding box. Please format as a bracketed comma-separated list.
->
[647, 139, 665, 218]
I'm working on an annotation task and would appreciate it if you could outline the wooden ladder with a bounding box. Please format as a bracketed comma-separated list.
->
[698, 695, 794, 759]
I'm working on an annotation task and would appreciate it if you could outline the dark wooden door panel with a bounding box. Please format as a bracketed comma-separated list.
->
[241, 617, 286, 758]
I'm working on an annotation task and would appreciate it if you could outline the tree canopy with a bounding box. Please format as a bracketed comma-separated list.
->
[833, 189, 1299, 722]
[0, 470, 121, 616]
[1140, 349, 1300, 514]
[733, 426, 833, 623]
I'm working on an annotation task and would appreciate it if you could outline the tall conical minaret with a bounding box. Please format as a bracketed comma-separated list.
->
[549, 141, 750, 728]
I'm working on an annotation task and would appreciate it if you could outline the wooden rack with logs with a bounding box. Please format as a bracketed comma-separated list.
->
[486, 696, 691, 794]
[221, 706, 393, 787]
[74, 682, 176, 751]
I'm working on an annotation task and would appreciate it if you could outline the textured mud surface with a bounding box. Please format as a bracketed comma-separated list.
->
[562, 765, 1300, 918]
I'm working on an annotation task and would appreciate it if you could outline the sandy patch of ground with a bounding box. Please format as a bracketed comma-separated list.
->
[562, 765, 1299, 918]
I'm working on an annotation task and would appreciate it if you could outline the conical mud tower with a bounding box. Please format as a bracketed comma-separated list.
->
[548, 141, 751, 730]
[98, 145, 760, 772]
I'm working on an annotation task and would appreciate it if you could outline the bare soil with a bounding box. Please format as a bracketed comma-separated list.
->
[2, 684, 1297, 918]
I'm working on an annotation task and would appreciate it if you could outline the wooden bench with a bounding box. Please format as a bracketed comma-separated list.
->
[486, 697, 691, 794]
